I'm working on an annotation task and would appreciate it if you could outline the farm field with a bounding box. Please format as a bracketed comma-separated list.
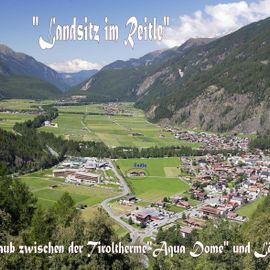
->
[83, 113, 199, 148]
[128, 177, 189, 201]
[116, 157, 181, 177]
[0, 99, 55, 111]
[57, 103, 104, 114]
[0, 100, 201, 148]
[19, 168, 127, 237]
[40, 113, 96, 141]
[116, 157, 190, 202]
[39, 102, 201, 148]
[0, 112, 37, 131]
[57, 103, 139, 115]
[236, 197, 266, 218]
[0, 99, 56, 131]
[20, 170, 120, 208]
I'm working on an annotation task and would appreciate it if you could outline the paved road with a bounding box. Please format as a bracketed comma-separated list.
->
[101, 160, 140, 242]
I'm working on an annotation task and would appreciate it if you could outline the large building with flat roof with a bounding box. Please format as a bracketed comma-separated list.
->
[53, 168, 101, 185]
[53, 169, 77, 178]
[66, 171, 101, 185]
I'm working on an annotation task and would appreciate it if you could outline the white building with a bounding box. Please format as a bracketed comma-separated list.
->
[44, 120, 58, 128]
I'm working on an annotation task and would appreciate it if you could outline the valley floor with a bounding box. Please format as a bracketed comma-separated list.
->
[0, 99, 266, 244]
[39, 102, 200, 148]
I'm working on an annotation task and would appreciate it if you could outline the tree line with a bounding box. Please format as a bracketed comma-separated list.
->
[0, 176, 142, 269]
[249, 131, 270, 151]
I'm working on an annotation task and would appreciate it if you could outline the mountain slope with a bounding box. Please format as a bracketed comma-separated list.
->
[0, 44, 68, 91]
[70, 38, 214, 101]
[135, 17, 270, 133]
[0, 74, 61, 99]
[0, 75, 61, 99]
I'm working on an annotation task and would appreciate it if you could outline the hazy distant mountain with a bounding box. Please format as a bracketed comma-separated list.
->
[0, 44, 68, 91]
[59, 70, 98, 88]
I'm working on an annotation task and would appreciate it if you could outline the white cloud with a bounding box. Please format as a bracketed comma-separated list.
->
[162, 0, 270, 47]
[48, 59, 102, 73]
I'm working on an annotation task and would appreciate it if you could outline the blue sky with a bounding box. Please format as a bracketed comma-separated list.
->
[0, 0, 269, 72]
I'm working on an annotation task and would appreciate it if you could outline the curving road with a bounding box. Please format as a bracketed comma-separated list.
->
[101, 160, 140, 243]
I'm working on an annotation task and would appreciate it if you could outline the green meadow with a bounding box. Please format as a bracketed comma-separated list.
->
[57, 103, 104, 114]
[0, 100, 201, 148]
[116, 157, 181, 177]
[40, 103, 200, 148]
[0, 112, 37, 131]
[0, 99, 55, 131]
[116, 157, 189, 202]
[20, 170, 120, 208]
[0, 99, 54, 111]
[19, 169, 127, 237]
[128, 177, 189, 201]
[237, 197, 266, 218]
[40, 113, 95, 141]
[83, 113, 198, 148]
